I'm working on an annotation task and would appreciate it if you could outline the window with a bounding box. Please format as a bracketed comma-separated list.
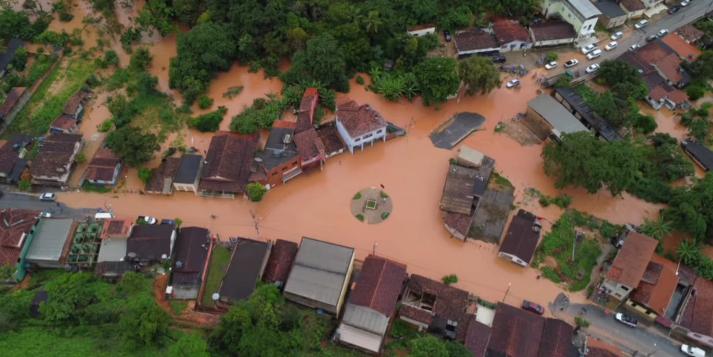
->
[363, 133, 373, 139]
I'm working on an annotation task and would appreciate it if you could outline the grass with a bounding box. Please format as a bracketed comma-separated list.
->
[6, 56, 96, 136]
[201, 245, 231, 306]
[25, 53, 58, 86]
[492, 172, 514, 191]
[170, 300, 188, 315]
[81, 182, 112, 193]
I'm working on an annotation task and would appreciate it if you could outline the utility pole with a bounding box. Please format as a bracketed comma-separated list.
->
[249, 210, 260, 237]
[502, 282, 511, 302]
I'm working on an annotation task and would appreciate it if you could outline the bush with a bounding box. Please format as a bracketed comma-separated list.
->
[442, 274, 458, 285]
[356, 214, 364, 221]
[138, 168, 153, 185]
[197, 95, 213, 110]
[353, 192, 362, 200]
[246, 183, 267, 202]
[18, 179, 31, 191]
[355, 75, 365, 85]
[191, 106, 226, 132]
[575, 316, 590, 328]
[99, 50, 119, 68]
[545, 52, 558, 62]
[687, 82, 707, 101]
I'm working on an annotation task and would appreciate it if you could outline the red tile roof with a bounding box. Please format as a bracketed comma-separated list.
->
[296, 88, 318, 133]
[464, 316, 491, 357]
[100, 219, 132, 240]
[336, 101, 387, 138]
[199, 132, 258, 194]
[679, 276, 713, 337]
[316, 122, 346, 156]
[262, 239, 298, 284]
[293, 128, 326, 163]
[50, 115, 78, 132]
[606, 232, 657, 288]
[30, 133, 82, 180]
[620, 0, 645, 11]
[0, 87, 26, 118]
[85, 147, 121, 182]
[677, 24, 704, 44]
[146, 157, 180, 194]
[455, 28, 499, 52]
[0, 209, 39, 266]
[63, 90, 88, 115]
[400, 274, 472, 339]
[661, 33, 702, 62]
[493, 19, 530, 45]
[530, 21, 576, 42]
[348, 255, 407, 317]
[0, 140, 19, 176]
[631, 255, 679, 315]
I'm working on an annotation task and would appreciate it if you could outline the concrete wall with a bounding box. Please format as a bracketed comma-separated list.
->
[500, 40, 533, 52]
[336, 119, 386, 154]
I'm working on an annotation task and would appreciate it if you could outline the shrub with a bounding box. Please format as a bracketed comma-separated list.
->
[197, 95, 214, 109]
[687, 82, 707, 101]
[381, 212, 390, 220]
[575, 316, 590, 328]
[442, 274, 458, 285]
[545, 52, 558, 62]
[18, 179, 31, 192]
[138, 168, 153, 185]
[191, 106, 227, 132]
[246, 183, 267, 202]
[355, 75, 365, 85]
[353, 192, 362, 200]
[356, 214, 364, 221]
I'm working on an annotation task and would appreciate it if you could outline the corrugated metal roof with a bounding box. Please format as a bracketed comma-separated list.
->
[97, 237, 127, 262]
[568, 0, 602, 18]
[25, 218, 74, 262]
[342, 304, 390, 335]
[528, 95, 589, 136]
[293, 237, 354, 274]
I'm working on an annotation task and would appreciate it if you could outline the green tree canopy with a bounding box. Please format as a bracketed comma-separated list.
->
[118, 295, 170, 348]
[458, 56, 501, 96]
[283, 33, 349, 92]
[106, 126, 160, 167]
[414, 57, 460, 106]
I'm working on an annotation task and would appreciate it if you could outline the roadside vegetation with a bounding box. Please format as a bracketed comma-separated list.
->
[386, 320, 470, 357]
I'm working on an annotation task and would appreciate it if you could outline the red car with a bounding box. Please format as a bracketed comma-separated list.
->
[521, 300, 545, 315]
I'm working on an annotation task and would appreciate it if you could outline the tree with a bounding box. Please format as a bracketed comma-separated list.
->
[677, 239, 700, 265]
[414, 57, 460, 106]
[458, 56, 501, 96]
[597, 60, 648, 100]
[640, 218, 672, 242]
[119, 295, 170, 347]
[191, 107, 226, 132]
[442, 274, 458, 285]
[137, 0, 175, 36]
[106, 126, 160, 167]
[409, 335, 449, 357]
[680, 103, 712, 141]
[168, 333, 210, 357]
[246, 182, 267, 202]
[283, 33, 349, 92]
[11, 47, 28, 71]
[138, 167, 153, 184]
[129, 47, 153, 72]
[663, 174, 713, 242]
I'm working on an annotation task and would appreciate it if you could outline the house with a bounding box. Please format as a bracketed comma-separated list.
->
[486, 303, 577, 357]
[99, 218, 133, 241]
[643, 73, 688, 110]
[677, 276, 713, 349]
[96, 234, 131, 280]
[170, 227, 210, 299]
[335, 101, 387, 154]
[681, 139, 713, 172]
[463, 317, 492, 357]
[126, 224, 176, 265]
[198, 132, 258, 198]
[173, 154, 203, 193]
[399, 274, 474, 340]
[283, 237, 355, 315]
[621, 40, 690, 89]
[492, 18, 532, 52]
[0, 209, 39, 267]
[218, 238, 271, 303]
[0, 139, 28, 184]
[63, 90, 89, 121]
[619, 0, 646, 19]
[529, 20, 577, 47]
[84, 147, 122, 187]
[294, 128, 326, 170]
[542, 0, 601, 41]
[316, 122, 347, 158]
[19, 218, 76, 271]
[335, 255, 408, 353]
[470, 189, 515, 244]
[49, 114, 79, 134]
[254, 125, 302, 187]
[661, 33, 702, 63]
[0, 38, 24, 77]
[262, 239, 298, 288]
[553, 87, 621, 142]
[602, 232, 658, 301]
[454, 28, 500, 57]
[296, 88, 319, 133]
[526, 94, 589, 141]
[0, 87, 27, 123]
[498, 210, 541, 267]
[440, 164, 480, 216]
[677, 24, 704, 44]
[627, 254, 679, 320]
[29, 133, 83, 187]
[146, 157, 181, 195]
[594, 0, 628, 28]
[407, 24, 436, 37]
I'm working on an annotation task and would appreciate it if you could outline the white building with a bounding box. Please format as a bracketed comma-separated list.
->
[407, 24, 436, 37]
[335, 101, 387, 154]
[542, 0, 601, 41]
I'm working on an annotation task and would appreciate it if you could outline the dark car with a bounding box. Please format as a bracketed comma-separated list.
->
[444, 30, 452, 42]
[668, 6, 680, 14]
[490, 53, 506, 63]
[646, 34, 659, 42]
[521, 300, 545, 315]
[614, 312, 638, 328]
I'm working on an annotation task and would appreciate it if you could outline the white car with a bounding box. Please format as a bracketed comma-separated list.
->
[40, 211, 52, 218]
[681, 344, 706, 357]
[658, 28, 669, 37]
[610, 31, 623, 40]
[604, 41, 618, 51]
[564, 59, 579, 68]
[544, 61, 557, 70]
[140, 216, 158, 225]
[585, 63, 600, 74]
[634, 19, 649, 29]
[681, 0, 690, 7]
[505, 79, 520, 88]
[630, 43, 641, 51]
[614, 312, 638, 328]
[580, 44, 597, 54]
[586, 49, 602, 60]
[39, 192, 56, 202]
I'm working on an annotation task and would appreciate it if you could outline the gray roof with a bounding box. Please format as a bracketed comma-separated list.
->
[342, 304, 390, 335]
[174, 154, 202, 184]
[25, 218, 74, 262]
[594, 0, 626, 18]
[568, 0, 602, 19]
[97, 237, 127, 262]
[283, 237, 355, 308]
[528, 94, 589, 136]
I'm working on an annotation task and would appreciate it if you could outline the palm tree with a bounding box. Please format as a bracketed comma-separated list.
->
[640, 218, 672, 242]
[677, 239, 700, 265]
[364, 10, 382, 35]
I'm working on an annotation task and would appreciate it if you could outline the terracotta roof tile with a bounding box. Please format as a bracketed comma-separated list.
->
[30, 133, 82, 180]
[661, 33, 702, 62]
[493, 19, 530, 45]
[336, 101, 387, 138]
[348, 255, 407, 317]
[316, 122, 346, 156]
[455, 28, 499, 52]
[50, 115, 78, 131]
[679, 276, 713, 337]
[620, 0, 645, 11]
[296, 88, 318, 133]
[400, 274, 472, 338]
[631, 255, 679, 315]
[263, 239, 298, 284]
[199, 132, 258, 194]
[464, 317, 491, 357]
[63, 91, 88, 115]
[293, 128, 326, 162]
[0, 209, 39, 266]
[487, 303, 544, 357]
[530, 21, 576, 42]
[146, 157, 180, 194]
[0, 140, 19, 175]
[85, 148, 121, 182]
[677, 25, 704, 44]
[100, 219, 132, 240]
[606, 232, 657, 287]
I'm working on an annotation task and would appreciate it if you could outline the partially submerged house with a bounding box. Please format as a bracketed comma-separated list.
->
[84, 147, 122, 187]
[262, 239, 298, 288]
[294, 128, 327, 171]
[407, 24, 436, 37]
[218, 238, 271, 303]
[335, 255, 408, 354]
[681, 139, 713, 172]
[0, 209, 39, 268]
[50, 114, 80, 134]
[296, 88, 319, 133]
[529, 20, 577, 47]
[541, 0, 601, 41]
[126, 224, 176, 265]
[335, 101, 387, 154]
[30, 133, 83, 187]
[553, 87, 621, 142]
[677, 276, 713, 349]
[498, 209, 541, 267]
[628, 254, 679, 321]
[316, 122, 347, 158]
[145, 157, 181, 195]
[454, 28, 500, 58]
[199, 132, 258, 198]
[18, 218, 76, 274]
[254, 124, 302, 187]
[170, 227, 210, 299]
[602, 232, 658, 301]
[63, 90, 89, 121]
[283, 237, 355, 315]
[525, 94, 589, 141]
[172, 154, 203, 193]
[492, 18, 532, 52]
[677, 24, 704, 45]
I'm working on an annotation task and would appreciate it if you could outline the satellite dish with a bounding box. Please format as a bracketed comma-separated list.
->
[212, 293, 220, 301]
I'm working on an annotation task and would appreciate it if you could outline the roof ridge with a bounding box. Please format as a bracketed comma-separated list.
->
[367, 257, 388, 310]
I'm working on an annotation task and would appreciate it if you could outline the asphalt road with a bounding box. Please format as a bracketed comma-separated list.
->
[0, 191, 94, 219]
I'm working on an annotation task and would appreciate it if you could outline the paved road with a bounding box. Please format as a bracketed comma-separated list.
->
[0, 190, 94, 219]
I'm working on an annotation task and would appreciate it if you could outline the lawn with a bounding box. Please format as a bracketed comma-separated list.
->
[201, 245, 231, 306]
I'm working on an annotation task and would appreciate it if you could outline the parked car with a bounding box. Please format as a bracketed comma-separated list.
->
[580, 43, 597, 54]
[634, 19, 649, 29]
[604, 41, 618, 51]
[39, 192, 56, 202]
[564, 59, 579, 68]
[488, 53, 506, 64]
[139, 216, 158, 225]
[586, 49, 602, 60]
[658, 28, 669, 37]
[585, 63, 600, 74]
[681, 344, 706, 357]
[630, 43, 641, 51]
[681, 0, 690, 7]
[610, 31, 623, 40]
[40, 211, 52, 218]
[160, 219, 177, 226]
[646, 34, 659, 42]
[505, 79, 520, 88]
[444, 30, 452, 42]
[614, 312, 638, 328]
[521, 300, 545, 315]
[544, 61, 558, 70]
[669, 5, 681, 14]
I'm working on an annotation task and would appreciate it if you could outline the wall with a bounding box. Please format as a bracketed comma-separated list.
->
[336, 119, 386, 154]
[498, 252, 528, 267]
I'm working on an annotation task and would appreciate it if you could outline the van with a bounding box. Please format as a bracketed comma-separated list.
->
[94, 212, 114, 220]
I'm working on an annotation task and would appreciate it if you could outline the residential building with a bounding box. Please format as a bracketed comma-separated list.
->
[542, 0, 601, 40]
[84, 147, 122, 187]
[619, 0, 646, 19]
[0, 87, 27, 123]
[335, 255, 408, 353]
[602, 232, 658, 301]
[621, 38, 692, 90]
[677, 24, 704, 44]
[63, 90, 89, 120]
[49, 114, 79, 134]
[198, 132, 258, 198]
[19, 218, 76, 271]
[525, 94, 589, 141]
[254, 125, 302, 187]
[469, 189, 515, 244]
[283, 237, 355, 315]
[529, 20, 577, 47]
[0, 138, 28, 184]
[681, 139, 713, 172]
[218, 238, 271, 303]
[498, 209, 541, 267]
[677, 276, 713, 349]
[0, 209, 39, 267]
[398, 274, 474, 340]
[661, 33, 702, 63]
[454, 28, 500, 57]
[335, 101, 387, 154]
[594, 0, 628, 28]
[126, 224, 176, 265]
[0, 39, 24, 77]
[492, 18, 532, 52]
[407, 24, 436, 37]
[99, 218, 132, 241]
[440, 164, 481, 216]
[463, 317, 492, 357]
[262, 239, 298, 288]
[316, 122, 347, 158]
[29, 133, 83, 187]
[170, 227, 210, 299]
[294, 128, 326, 171]
[553, 87, 621, 142]
[173, 154, 203, 192]
[296, 88, 319, 133]
[627, 254, 679, 321]
[96, 235, 131, 280]
[145, 157, 181, 195]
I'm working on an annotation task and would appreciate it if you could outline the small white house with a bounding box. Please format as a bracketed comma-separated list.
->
[407, 24, 436, 37]
[335, 101, 387, 154]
